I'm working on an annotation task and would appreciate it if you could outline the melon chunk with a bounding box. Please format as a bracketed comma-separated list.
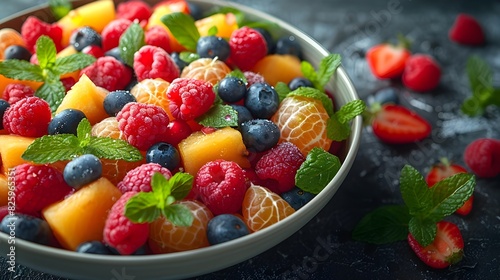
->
[42, 178, 122, 251]
[0, 174, 8, 206]
[251, 54, 303, 86]
[0, 135, 35, 174]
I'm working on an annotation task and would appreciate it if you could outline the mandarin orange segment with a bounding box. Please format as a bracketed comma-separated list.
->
[100, 157, 145, 186]
[148, 200, 213, 253]
[91, 117, 125, 140]
[271, 96, 332, 156]
[181, 58, 231, 86]
[242, 185, 295, 232]
[0, 28, 26, 60]
[130, 78, 174, 120]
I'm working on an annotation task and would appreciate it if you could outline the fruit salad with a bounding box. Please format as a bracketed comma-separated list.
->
[0, 0, 364, 256]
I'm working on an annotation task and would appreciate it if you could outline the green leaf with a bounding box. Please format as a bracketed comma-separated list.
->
[86, 137, 143, 162]
[295, 148, 341, 194]
[161, 12, 200, 51]
[35, 80, 66, 112]
[119, 23, 145, 67]
[168, 173, 194, 201]
[197, 104, 238, 128]
[301, 61, 318, 86]
[316, 54, 341, 89]
[36, 36, 57, 70]
[179, 51, 200, 64]
[55, 53, 96, 74]
[461, 96, 483, 117]
[125, 192, 161, 223]
[467, 55, 492, 95]
[226, 69, 247, 84]
[151, 172, 169, 204]
[400, 165, 432, 215]
[207, 26, 218, 36]
[326, 116, 351, 141]
[21, 134, 82, 163]
[408, 217, 437, 247]
[0, 59, 44, 82]
[76, 118, 92, 145]
[352, 205, 411, 244]
[49, 0, 71, 20]
[287, 87, 334, 116]
[162, 204, 194, 227]
[335, 100, 366, 124]
[275, 82, 291, 102]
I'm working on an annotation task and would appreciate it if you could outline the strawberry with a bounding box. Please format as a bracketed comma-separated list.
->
[366, 40, 411, 79]
[370, 104, 431, 144]
[408, 220, 464, 269]
[463, 138, 500, 178]
[426, 158, 473, 216]
[402, 54, 441, 92]
[449, 13, 485, 46]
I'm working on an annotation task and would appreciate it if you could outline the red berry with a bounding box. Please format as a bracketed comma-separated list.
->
[0, 206, 8, 222]
[243, 71, 265, 88]
[164, 119, 193, 146]
[449, 13, 485, 46]
[21, 16, 63, 53]
[133, 45, 179, 82]
[80, 56, 132, 91]
[229, 27, 267, 71]
[366, 43, 411, 79]
[14, 163, 73, 215]
[103, 191, 149, 255]
[60, 76, 76, 92]
[166, 78, 215, 120]
[101, 18, 132, 51]
[402, 54, 441, 92]
[2, 83, 35, 104]
[193, 159, 247, 215]
[463, 138, 500, 178]
[81, 45, 104, 58]
[116, 0, 152, 22]
[145, 26, 171, 53]
[3, 96, 51, 137]
[408, 221, 464, 269]
[255, 142, 305, 194]
[116, 102, 170, 150]
[117, 163, 172, 193]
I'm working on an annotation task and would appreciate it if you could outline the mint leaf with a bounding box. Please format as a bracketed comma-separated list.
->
[168, 172, 194, 200]
[197, 104, 238, 128]
[35, 80, 66, 112]
[77, 118, 92, 145]
[86, 137, 143, 161]
[317, 54, 341, 89]
[408, 217, 436, 247]
[125, 192, 161, 223]
[161, 12, 200, 51]
[352, 205, 411, 244]
[162, 204, 194, 227]
[179, 51, 200, 64]
[119, 23, 145, 67]
[0, 59, 44, 82]
[275, 82, 291, 102]
[400, 165, 432, 215]
[461, 56, 497, 116]
[326, 116, 350, 142]
[287, 87, 334, 116]
[226, 69, 247, 84]
[295, 147, 341, 194]
[151, 172, 168, 203]
[326, 100, 365, 142]
[36, 36, 57, 70]
[49, 0, 71, 20]
[22, 134, 81, 163]
[55, 53, 96, 74]
[207, 26, 218, 36]
[301, 61, 318, 86]
[336, 100, 366, 124]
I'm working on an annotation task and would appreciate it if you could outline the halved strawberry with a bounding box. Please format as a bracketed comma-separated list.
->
[426, 158, 473, 215]
[370, 104, 431, 144]
[366, 41, 411, 79]
[449, 13, 485, 46]
[408, 220, 464, 269]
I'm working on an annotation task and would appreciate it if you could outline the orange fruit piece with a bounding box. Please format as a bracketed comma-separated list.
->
[130, 78, 174, 120]
[181, 58, 231, 86]
[91, 117, 125, 140]
[0, 28, 26, 60]
[242, 185, 295, 232]
[196, 13, 238, 38]
[271, 95, 332, 156]
[100, 157, 145, 186]
[148, 200, 213, 253]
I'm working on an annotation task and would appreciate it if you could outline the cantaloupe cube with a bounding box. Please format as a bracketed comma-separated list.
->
[178, 127, 250, 175]
[0, 74, 42, 94]
[56, 74, 108, 125]
[0, 135, 35, 174]
[251, 54, 303, 86]
[0, 174, 8, 206]
[42, 177, 122, 251]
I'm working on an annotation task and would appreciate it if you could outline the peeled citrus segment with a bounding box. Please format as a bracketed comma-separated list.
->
[242, 184, 295, 232]
[181, 58, 231, 85]
[130, 78, 173, 120]
[91, 117, 125, 140]
[271, 96, 332, 156]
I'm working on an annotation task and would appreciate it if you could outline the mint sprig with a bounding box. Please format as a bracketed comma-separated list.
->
[0, 36, 95, 112]
[197, 104, 239, 128]
[119, 23, 145, 67]
[22, 119, 142, 163]
[49, 0, 71, 20]
[352, 165, 475, 246]
[295, 147, 341, 194]
[161, 12, 200, 51]
[301, 53, 342, 90]
[125, 172, 194, 227]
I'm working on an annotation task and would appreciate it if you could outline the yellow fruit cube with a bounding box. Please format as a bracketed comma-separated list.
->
[0, 135, 35, 175]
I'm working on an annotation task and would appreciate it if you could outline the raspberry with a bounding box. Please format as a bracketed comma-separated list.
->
[449, 14, 485, 46]
[80, 56, 132, 91]
[145, 26, 171, 53]
[14, 163, 73, 215]
[103, 191, 149, 255]
[133, 45, 179, 82]
[402, 54, 441, 92]
[60, 76, 76, 92]
[229, 27, 267, 71]
[20, 16, 63, 53]
[116, 0, 152, 22]
[193, 159, 247, 215]
[116, 102, 170, 150]
[101, 18, 132, 51]
[3, 96, 51, 137]
[255, 142, 306, 194]
[464, 138, 500, 178]
[117, 163, 172, 193]
[2, 83, 35, 104]
[166, 78, 215, 120]
[243, 71, 265, 87]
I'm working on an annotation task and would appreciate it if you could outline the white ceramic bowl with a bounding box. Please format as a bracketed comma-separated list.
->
[0, 0, 362, 279]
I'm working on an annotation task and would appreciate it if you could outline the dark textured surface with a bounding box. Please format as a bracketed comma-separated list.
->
[1, 0, 500, 279]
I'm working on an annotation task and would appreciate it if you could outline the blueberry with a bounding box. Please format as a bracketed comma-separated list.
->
[0, 99, 9, 130]
[244, 82, 280, 119]
[281, 187, 315, 210]
[218, 76, 247, 103]
[4, 45, 32, 61]
[48, 109, 87, 135]
[240, 119, 280, 152]
[70, 26, 102, 52]
[146, 142, 181, 171]
[207, 214, 250, 245]
[275, 35, 302, 58]
[367, 87, 400, 106]
[229, 104, 253, 127]
[124, 77, 139, 92]
[0, 214, 52, 245]
[104, 47, 126, 65]
[254, 27, 275, 54]
[76, 241, 115, 255]
[196, 36, 231, 61]
[188, 2, 203, 20]
[288, 77, 314, 91]
[170, 52, 188, 72]
[64, 154, 102, 189]
[103, 90, 136, 116]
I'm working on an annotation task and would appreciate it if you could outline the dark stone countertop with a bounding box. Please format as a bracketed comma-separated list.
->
[1, 0, 500, 279]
